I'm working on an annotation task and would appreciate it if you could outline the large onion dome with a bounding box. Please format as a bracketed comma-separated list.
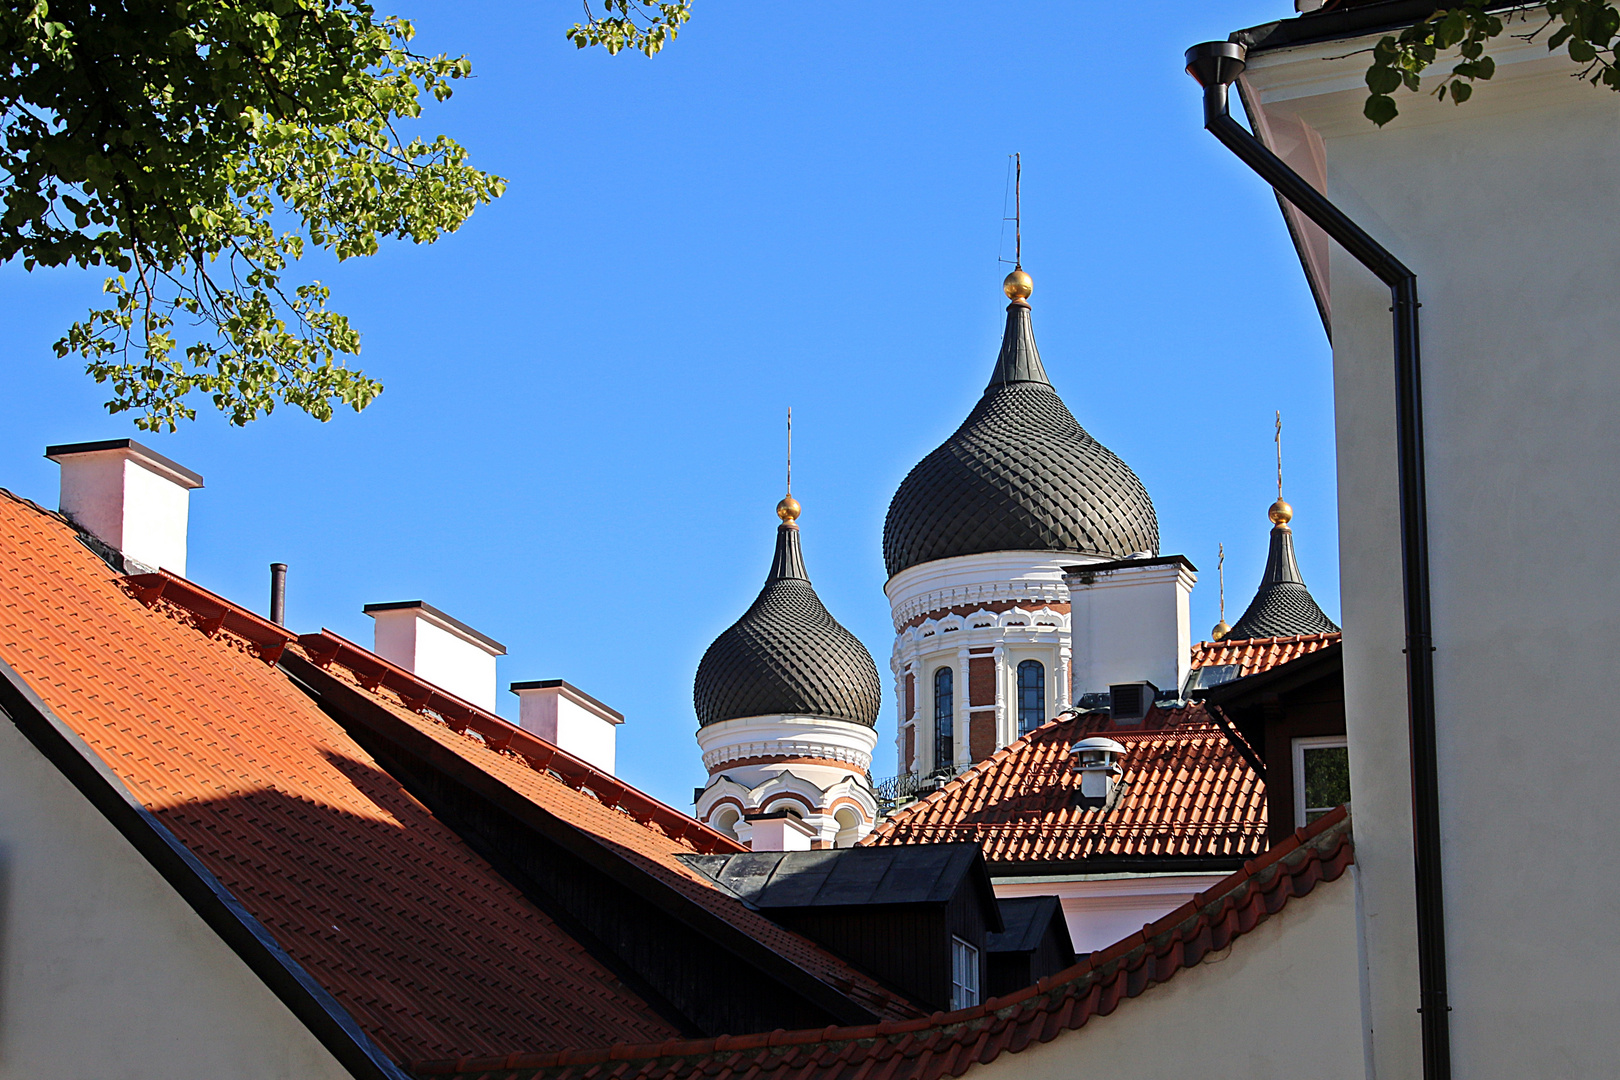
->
[1225, 499, 1340, 640]
[694, 503, 882, 728]
[882, 278, 1159, 578]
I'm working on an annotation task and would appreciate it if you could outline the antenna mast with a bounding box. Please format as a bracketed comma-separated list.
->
[1014, 152, 1022, 270]
[786, 406, 792, 494]
[1275, 410, 1284, 500]
[1218, 543, 1226, 622]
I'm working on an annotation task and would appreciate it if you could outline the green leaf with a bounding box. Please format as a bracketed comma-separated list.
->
[1367, 65, 1404, 94]
[1365, 93, 1400, 126]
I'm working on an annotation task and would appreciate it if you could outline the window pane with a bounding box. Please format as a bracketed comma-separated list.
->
[951, 937, 980, 1010]
[1302, 745, 1351, 817]
[934, 668, 954, 770]
[1017, 660, 1045, 735]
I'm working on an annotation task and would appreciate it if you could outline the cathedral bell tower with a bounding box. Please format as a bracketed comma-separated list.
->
[692, 495, 883, 849]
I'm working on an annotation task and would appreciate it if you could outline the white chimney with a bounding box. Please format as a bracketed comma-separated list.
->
[510, 679, 623, 774]
[364, 601, 505, 712]
[1070, 736, 1126, 801]
[742, 810, 816, 852]
[46, 439, 204, 576]
[1066, 555, 1196, 703]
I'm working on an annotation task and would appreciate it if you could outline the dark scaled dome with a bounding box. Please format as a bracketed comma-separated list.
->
[883, 290, 1159, 578]
[1225, 503, 1340, 640]
[694, 515, 882, 728]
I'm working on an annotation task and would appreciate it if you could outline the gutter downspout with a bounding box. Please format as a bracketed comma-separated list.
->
[1183, 40, 1450, 1080]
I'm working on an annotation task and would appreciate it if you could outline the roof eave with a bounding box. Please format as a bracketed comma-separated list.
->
[0, 655, 411, 1080]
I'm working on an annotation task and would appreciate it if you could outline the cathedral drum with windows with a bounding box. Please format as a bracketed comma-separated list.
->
[884, 270, 1193, 777]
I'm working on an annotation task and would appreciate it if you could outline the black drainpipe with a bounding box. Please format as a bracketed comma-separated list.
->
[1184, 40, 1450, 1080]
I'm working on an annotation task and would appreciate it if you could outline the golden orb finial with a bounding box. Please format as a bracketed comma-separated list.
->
[1003, 269, 1033, 302]
[777, 494, 801, 523]
[1269, 498, 1294, 526]
[1212, 619, 1231, 642]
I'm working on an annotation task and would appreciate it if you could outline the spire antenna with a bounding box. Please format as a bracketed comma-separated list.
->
[1268, 411, 1294, 528]
[1219, 543, 1226, 621]
[1014, 152, 1022, 271]
[777, 407, 801, 524]
[1275, 410, 1284, 500]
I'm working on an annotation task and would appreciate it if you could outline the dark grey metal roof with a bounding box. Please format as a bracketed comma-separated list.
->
[882, 299, 1159, 578]
[680, 843, 994, 916]
[693, 522, 882, 728]
[1225, 524, 1340, 640]
[986, 894, 1070, 956]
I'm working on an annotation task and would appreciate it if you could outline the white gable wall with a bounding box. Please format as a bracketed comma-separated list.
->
[0, 716, 355, 1080]
[1243, 31, 1620, 1080]
[976, 869, 1364, 1080]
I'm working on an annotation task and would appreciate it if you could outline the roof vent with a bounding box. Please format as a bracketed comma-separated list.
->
[364, 601, 505, 712]
[1108, 681, 1156, 724]
[45, 439, 204, 575]
[1070, 736, 1126, 801]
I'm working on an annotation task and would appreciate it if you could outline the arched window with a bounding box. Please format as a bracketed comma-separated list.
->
[934, 667, 954, 770]
[1017, 660, 1046, 735]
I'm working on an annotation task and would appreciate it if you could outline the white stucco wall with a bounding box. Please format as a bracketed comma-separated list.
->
[0, 715, 355, 1080]
[1245, 32, 1620, 1080]
[976, 869, 1364, 1080]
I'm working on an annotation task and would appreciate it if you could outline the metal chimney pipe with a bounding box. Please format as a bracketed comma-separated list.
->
[1184, 40, 1450, 1080]
[269, 562, 287, 626]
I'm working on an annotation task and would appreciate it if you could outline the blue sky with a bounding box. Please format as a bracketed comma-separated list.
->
[0, 1, 1337, 811]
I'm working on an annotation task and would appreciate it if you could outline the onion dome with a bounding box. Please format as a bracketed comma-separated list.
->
[882, 274, 1159, 578]
[1225, 501, 1340, 640]
[694, 502, 882, 728]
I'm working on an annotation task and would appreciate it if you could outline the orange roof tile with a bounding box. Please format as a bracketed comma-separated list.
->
[285, 633, 925, 1026]
[863, 707, 1265, 866]
[410, 807, 1353, 1080]
[1189, 632, 1340, 678]
[0, 490, 679, 1062]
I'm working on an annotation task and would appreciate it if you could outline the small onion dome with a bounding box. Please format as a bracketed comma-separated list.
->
[693, 506, 882, 728]
[1211, 618, 1231, 641]
[883, 273, 1159, 578]
[1225, 501, 1339, 640]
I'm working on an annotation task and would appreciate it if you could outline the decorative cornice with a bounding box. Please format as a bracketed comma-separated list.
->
[891, 579, 1069, 630]
[703, 740, 871, 773]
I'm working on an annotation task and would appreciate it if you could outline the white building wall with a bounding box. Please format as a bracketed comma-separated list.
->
[0, 718, 354, 1080]
[976, 869, 1364, 1080]
[1244, 34, 1620, 1080]
[993, 872, 1229, 955]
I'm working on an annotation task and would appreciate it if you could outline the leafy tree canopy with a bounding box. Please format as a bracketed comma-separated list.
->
[0, 0, 504, 430]
[1365, 1, 1620, 125]
[568, 0, 691, 57]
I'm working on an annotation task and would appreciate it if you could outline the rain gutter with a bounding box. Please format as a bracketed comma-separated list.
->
[1183, 39, 1450, 1080]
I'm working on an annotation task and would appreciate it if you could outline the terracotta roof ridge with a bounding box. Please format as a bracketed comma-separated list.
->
[298, 629, 744, 856]
[411, 806, 1353, 1080]
[1192, 630, 1342, 650]
[124, 570, 297, 663]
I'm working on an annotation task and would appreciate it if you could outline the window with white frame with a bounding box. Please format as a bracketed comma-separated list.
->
[1293, 736, 1351, 827]
[950, 937, 980, 1010]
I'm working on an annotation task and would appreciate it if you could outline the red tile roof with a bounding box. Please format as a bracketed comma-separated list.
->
[0, 489, 683, 1062]
[410, 807, 1353, 1080]
[863, 707, 1265, 866]
[285, 631, 924, 1026]
[1189, 632, 1341, 678]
